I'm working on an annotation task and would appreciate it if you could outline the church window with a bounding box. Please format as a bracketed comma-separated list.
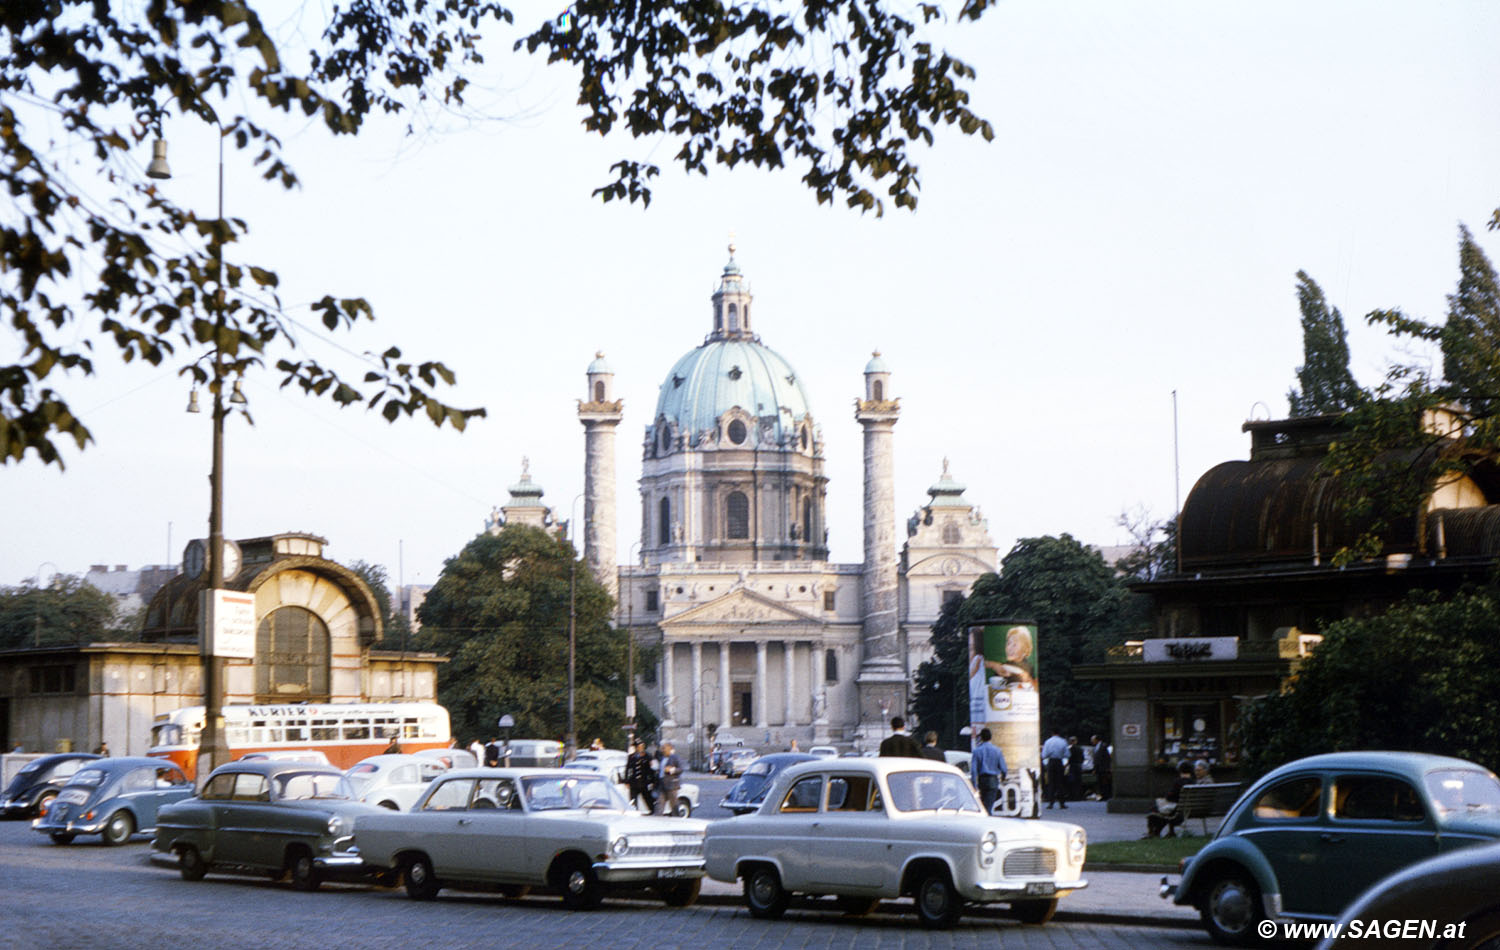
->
[593, 380, 605, 402]
[800, 426, 809, 450]
[872, 380, 884, 401]
[825, 649, 838, 683]
[715, 303, 722, 332]
[726, 492, 750, 539]
[255, 606, 330, 702]
[942, 590, 964, 611]
[728, 303, 739, 331]
[645, 589, 659, 612]
[660, 428, 671, 453]
[727, 419, 747, 445]
[823, 590, 836, 611]
[658, 497, 671, 547]
[942, 521, 962, 544]
[803, 498, 814, 544]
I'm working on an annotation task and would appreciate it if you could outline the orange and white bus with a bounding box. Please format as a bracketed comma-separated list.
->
[148, 702, 451, 779]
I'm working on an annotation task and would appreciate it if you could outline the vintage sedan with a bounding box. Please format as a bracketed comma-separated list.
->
[1316, 839, 1500, 950]
[151, 760, 387, 890]
[34, 757, 194, 845]
[345, 754, 450, 811]
[703, 758, 1087, 928]
[355, 767, 707, 908]
[1163, 751, 1500, 946]
[720, 753, 816, 815]
[1, 753, 100, 818]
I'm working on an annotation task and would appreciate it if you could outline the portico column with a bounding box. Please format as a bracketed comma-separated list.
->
[691, 641, 703, 733]
[661, 642, 676, 727]
[719, 642, 732, 726]
[808, 641, 822, 720]
[755, 640, 769, 728]
[783, 641, 795, 726]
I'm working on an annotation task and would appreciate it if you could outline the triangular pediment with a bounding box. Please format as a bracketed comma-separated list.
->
[662, 587, 822, 627]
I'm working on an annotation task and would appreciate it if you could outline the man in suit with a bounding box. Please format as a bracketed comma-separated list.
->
[878, 716, 924, 758]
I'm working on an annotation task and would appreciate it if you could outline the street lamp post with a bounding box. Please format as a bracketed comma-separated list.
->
[149, 122, 233, 783]
[625, 539, 641, 741]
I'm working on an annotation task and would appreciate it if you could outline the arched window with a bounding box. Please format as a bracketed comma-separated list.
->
[800, 426, 809, 451]
[255, 605, 330, 702]
[803, 498, 814, 544]
[728, 303, 739, 331]
[872, 380, 884, 401]
[660, 427, 671, 454]
[593, 380, 605, 402]
[658, 497, 671, 547]
[727, 419, 747, 445]
[726, 491, 750, 539]
[942, 521, 962, 544]
[715, 303, 723, 331]
[824, 649, 838, 683]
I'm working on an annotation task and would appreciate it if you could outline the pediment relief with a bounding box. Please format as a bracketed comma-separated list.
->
[662, 588, 820, 626]
[904, 552, 995, 577]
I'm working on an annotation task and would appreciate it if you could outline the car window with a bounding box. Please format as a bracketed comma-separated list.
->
[419, 762, 448, 781]
[780, 776, 824, 813]
[157, 766, 189, 788]
[202, 772, 237, 800]
[67, 768, 109, 789]
[124, 767, 158, 792]
[391, 765, 417, 785]
[1425, 769, 1500, 818]
[232, 773, 270, 802]
[1334, 775, 1426, 822]
[826, 775, 879, 812]
[276, 771, 348, 801]
[885, 770, 981, 813]
[1252, 776, 1323, 820]
[52, 759, 85, 780]
[423, 778, 475, 811]
[472, 777, 523, 811]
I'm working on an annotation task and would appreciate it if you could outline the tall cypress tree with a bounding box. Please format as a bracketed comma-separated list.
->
[1287, 270, 1363, 416]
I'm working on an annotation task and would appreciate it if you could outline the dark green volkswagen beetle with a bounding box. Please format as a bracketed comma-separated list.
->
[1163, 751, 1500, 946]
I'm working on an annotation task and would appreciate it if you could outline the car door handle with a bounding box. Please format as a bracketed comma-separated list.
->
[458, 818, 472, 826]
[1319, 833, 1343, 844]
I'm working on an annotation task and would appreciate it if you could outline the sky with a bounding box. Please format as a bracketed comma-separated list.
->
[6, 0, 1499, 594]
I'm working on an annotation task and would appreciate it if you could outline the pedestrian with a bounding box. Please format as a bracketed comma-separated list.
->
[787, 739, 799, 752]
[1066, 736, 1084, 803]
[971, 728, 1008, 814]
[625, 738, 657, 814]
[468, 737, 485, 762]
[657, 742, 683, 815]
[877, 717, 924, 758]
[919, 731, 946, 763]
[483, 737, 502, 767]
[1091, 735, 1113, 802]
[1041, 728, 1069, 809]
[94, 741, 110, 757]
[383, 734, 402, 755]
[1146, 760, 1196, 837]
[590, 737, 605, 751]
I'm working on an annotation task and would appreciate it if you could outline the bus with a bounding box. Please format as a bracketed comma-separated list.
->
[148, 702, 451, 780]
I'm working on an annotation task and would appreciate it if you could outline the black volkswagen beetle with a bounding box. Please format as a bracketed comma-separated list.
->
[1, 753, 101, 818]
[719, 753, 816, 815]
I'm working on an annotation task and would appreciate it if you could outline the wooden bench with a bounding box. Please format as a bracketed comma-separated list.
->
[1176, 782, 1243, 835]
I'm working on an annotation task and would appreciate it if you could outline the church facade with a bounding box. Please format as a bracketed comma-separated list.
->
[572, 248, 998, 755]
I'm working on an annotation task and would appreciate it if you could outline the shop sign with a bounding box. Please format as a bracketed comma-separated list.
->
[1142, 637, 1238, 663]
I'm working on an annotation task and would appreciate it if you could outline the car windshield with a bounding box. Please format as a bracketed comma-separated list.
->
[275, 771, 352, 801]
[885, 770, 982, 813]
[65, 768, 109, 788]
[521, 774, 626, 812]
[343, 764, 379, 796]
[1425, 769, 1500, 817]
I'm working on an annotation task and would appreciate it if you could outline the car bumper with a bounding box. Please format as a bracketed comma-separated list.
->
[968, 877, 1087, 902]
[34, 816, 106, 835]
[592, 859, 705, 884]
[1, 799, 33, 817]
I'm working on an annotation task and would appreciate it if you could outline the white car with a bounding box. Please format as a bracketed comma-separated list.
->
[355, 768, 707, 908]
[703, 757, 1087, 928]
[562, 756, 700, 817]
[807, 745, 840, 759]
[344, 754, 450, 811]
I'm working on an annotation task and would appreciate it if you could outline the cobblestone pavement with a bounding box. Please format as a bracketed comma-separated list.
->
[0, 817, 1221, 950]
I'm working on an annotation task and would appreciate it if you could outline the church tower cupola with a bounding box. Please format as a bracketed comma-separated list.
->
[710, 242, 756, 342]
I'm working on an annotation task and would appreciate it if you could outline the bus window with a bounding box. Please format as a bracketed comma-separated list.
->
[152, 723, 182, 747]
[343, 722, 370, 741]
[226, 725, 249, 745]
[312, 719, 338, 741]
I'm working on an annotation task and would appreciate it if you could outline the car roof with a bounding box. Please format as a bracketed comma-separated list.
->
[430, 767, 606, 782]
[207, 760, 343, 779]
[25, 753, 101, 767]
[777, 756, 964, 780]
[70, 756, 178, 773]
[747, 753, 816, 765]
[1261, 750, 1490, 782]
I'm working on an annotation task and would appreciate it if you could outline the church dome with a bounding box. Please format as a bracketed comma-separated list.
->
[654, 339, 813, 447]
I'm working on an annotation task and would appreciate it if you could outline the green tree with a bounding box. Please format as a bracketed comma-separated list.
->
[348, 559, 414, 651]
[1237, 589, 1500, 779]
[2, 0, 994, 466]
[416, 525, 628, 746]
[965, 536, 1145, 738]
[0, 576, 120, 648]
[1287, 270, 1363, 416]
[910, 595, 968, 748]
[1114, 508, 1177, 581]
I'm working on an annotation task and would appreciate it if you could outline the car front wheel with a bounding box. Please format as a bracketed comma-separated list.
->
[1009, 898, 1058, 924]
[658, 878, 701, 907]
[49, 831, 76, 845]
[403, 854, 440, 900]
[744, 865, 790, 919]
[1201, 870, 1264, 946]
[673, 797, 692, 818]
[178, 846, 207, 881]
[288, 848, 321, 892]
[914, 871, 962, 929]
[101, 811, 135, 846]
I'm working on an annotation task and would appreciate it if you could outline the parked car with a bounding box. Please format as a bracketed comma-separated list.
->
[806, 746, 839, 759]
[703, 757, 1087, 928]
[720, 753, 816, 815]
[345, 754, 451, 811]
[721, 748, 761, 777]
[505, 740, 564, 768]
[562, 755, 700, 817]
[414, 748, 478, 770]
[944, 750, 972, 777]
[1316, 839, 1500, 950]
[238, 750, 332, 766]
[151, 760, 386, 890]
[33, 757, 194, 845]
[1, 753, 100, 818]
[354, 767, 708, 908]
[1163, 751, 1500, 946]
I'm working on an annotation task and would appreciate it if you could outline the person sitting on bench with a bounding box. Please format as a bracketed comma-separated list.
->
[1145, 761, 1196, 838]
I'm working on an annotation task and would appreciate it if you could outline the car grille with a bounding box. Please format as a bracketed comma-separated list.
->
[623, 832, 703, 861]
[1002, 847, 1056, 877]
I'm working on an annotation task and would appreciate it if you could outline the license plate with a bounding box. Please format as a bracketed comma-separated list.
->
[1025, 882, 1056, 896]
[657, 868, 688, 879]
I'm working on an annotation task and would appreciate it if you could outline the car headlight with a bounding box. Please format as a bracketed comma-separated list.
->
[327, 816, 343, 836]
[609, 835, 629, 858]
[1069, 828, 1086, 864]
[980, 830, 998, 855]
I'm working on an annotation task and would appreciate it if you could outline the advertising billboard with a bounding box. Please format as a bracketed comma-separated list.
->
[968, 619, 1040, 816]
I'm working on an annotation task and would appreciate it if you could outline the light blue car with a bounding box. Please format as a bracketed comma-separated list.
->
[34, 756, 195, 845]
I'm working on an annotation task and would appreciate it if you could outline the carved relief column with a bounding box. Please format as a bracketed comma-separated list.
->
[783, 641, 795, 726]
[719, 641, 732, 726]
[854, 352, 905, 737]
[755, 640, 768, 728]
[660, 642, 676, 727]
[691, 641, 703, 735]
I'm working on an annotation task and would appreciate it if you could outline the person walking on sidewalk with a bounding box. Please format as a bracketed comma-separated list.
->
[1041, 729, 1069, 809]
[971, 728, 1008, 814]
[1091, 735, 1113, 801]
[878, 717, 924, 758]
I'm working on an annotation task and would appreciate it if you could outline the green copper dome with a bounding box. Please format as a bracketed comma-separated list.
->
[654, 339, 813, 447]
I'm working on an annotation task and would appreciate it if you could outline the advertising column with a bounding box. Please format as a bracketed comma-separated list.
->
[968, 619, 1040, 817]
